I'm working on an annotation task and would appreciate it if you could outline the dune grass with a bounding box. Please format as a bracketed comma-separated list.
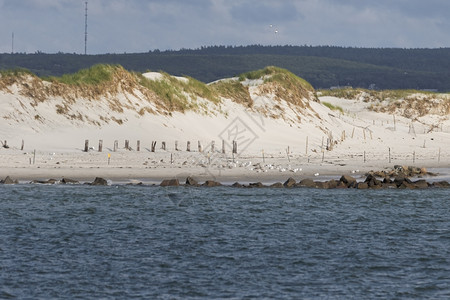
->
[47, 64, 117, 85]
[321, 101, 344, 113]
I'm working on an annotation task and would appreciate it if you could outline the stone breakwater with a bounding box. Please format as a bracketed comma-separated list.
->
[160, 175, 450, 190]
[1, 172, 449, 189]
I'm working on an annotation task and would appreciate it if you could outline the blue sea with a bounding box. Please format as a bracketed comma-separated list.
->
[1, 185, 449, 299]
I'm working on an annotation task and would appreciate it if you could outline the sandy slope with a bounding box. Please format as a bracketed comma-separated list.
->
[0, 70, 449, 183]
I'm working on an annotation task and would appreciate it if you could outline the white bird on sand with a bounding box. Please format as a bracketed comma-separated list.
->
[314, 172, 320, 177]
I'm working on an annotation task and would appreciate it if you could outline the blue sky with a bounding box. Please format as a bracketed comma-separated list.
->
[0, 0, 449, 54]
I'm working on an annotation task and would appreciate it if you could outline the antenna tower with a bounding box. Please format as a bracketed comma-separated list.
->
[11, 32, 14, 54]
[84, 1, 88, 55]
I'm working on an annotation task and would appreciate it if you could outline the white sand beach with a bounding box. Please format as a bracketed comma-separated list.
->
[1, 67, 449, 184]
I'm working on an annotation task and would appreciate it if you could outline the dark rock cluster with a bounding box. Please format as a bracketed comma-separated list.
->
[159, 174, 449, 190]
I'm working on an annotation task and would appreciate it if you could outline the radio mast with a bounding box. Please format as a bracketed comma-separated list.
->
[11, 32, 14, 54]
[84, 1, 88, 55]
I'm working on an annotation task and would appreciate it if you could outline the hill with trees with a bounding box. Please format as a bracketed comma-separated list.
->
[1, 45, 449, 91]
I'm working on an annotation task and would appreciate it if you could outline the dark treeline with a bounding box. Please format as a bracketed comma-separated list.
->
[1, 45, 449, 91]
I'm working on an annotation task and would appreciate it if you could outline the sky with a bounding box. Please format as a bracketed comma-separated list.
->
[0, 0, 449, 54]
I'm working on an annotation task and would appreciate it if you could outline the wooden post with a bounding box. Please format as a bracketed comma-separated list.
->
[222, 140, 225, 154]
[187, 141, 191, 152]
[98, 140, 103, 152]
[321, 136, 324, 152]
[33, 149, 36, 164]
[322, 151, 324, 162]
[232, 140, 237, 154]
[114, 140, 118, 152]
[423, 140, 426, 148]
[198, 141, 202, 152]
[211, 141, 215, 152]
[364, 151, 366, 163]
[162, 141, 166, 150]
[170, 153, 173, 164]
[262, 150, 265, 163]
[370, 131, 373, 140]
[351, 127, 355, 139]
[393, 115, 396, 131]
[389, 147, 391, 163]
[137, 140, 140, 152]
[151, 141, 157, 152]
[305, 136, 308, 155]
[363, 129, 366, 140]
[175, 141, 179, 151]
[438, 148, 441, 163]
[125, 140, 130, 150]
[84, 140, 89, 152]
[413, 151, 416, 163]
[21, 139, 24, 151]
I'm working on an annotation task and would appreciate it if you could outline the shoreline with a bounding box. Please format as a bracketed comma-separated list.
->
[1, 163, 449, 186]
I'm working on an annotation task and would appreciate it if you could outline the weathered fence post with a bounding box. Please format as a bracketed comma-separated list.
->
[305, 136, 308, 155]
[222, 140, 225, 154]
[389, 147, 391, 163]
[175, 141, 179, 151]
[162, 141, 166, 150]
[114, 140, 118, 152]
[211, 141, 215, 152]
[137, 140, 140, 152]
[125, 140, 130, 150]
[186, 141, 191, 152]
[84, 140, 89, 152]
[98, 140, 103, 152]
[151, 141, 157, 152]
[198, 141, 202, 152]
[232, 140, 237, 154]
[21, 139, 24, 151]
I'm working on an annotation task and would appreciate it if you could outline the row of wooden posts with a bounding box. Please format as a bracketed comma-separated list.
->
[84, 139, 238, 154]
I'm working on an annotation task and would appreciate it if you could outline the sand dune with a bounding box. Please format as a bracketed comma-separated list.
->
[0, 66, 448, 183]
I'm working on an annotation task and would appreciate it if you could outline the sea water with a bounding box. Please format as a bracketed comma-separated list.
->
[0, 185, 449, 299]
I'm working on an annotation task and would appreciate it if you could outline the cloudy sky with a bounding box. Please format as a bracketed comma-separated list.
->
[0, 0, 449, 54]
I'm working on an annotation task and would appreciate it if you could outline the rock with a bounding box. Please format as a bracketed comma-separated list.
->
[248, 182, 265, 188]
[296, 179, 316, 188]
[326, 180, 338, 189]
[398, 181, 415, 189]
[382, 183, 398, 189]
[2, 176, 18, 184]
[336, 181, 348, 189]
[365, 174, 381, 187]
[185, 176, 198, 186]
[394, 176, 410, 187]
[61, 177, 79, 184]
[31, 179, 59, 184]
[315, 181, 328, 189]
[340, 175, 356, 186]
[270, 182, 284, 188]
[202, 180, 221, 187]
[91, 177, 108, 186]
[432, 181, 450, 188]
[357, 182, 369, 189]
[413, 180, 429, 189]
[160, 179, 179, 187]
[283, 177, 296, 188]
[231, 182, 243, 188]
[383, 177, 392, 184]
